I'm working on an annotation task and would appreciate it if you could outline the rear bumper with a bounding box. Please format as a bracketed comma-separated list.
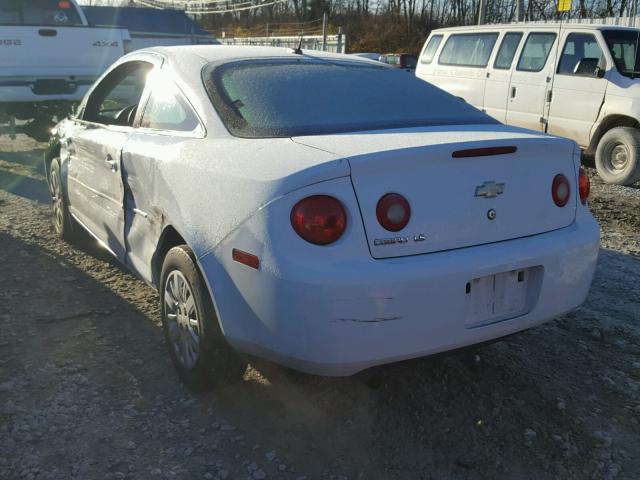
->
[0, 72, 97, 103]
[200, 209, 600, 376]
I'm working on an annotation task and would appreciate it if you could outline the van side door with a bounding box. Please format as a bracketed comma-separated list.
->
[484, 31, 523, 123]
[546, 31, 608, 147]
[506, 31, 557, 131]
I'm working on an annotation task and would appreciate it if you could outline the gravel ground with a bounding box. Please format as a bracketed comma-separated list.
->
[0, 134, 639, 480]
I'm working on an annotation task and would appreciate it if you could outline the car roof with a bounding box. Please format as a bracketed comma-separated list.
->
[432, 23, 640, 33]
[140, 45, 361, 65]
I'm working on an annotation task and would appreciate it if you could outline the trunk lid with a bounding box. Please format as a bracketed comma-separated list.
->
[293, 125, 577, 259]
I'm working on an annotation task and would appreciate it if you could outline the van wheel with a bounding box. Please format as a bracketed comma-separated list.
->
[160, 245, 247, 392]
[595, 127, 640, 185]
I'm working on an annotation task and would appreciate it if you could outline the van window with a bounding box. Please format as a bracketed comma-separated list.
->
[0, 0, 83, 26]
[438, 33, 499, 67]
[602, 30, 640, 78]
[421, 35, 443, 64]
[494, 32, 523, 69]
[558, 33, 604, 75]
[517, 32, 556, 72]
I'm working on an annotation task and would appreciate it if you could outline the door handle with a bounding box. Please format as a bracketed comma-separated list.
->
[105, 154, 118, 173]
[510, 86, 517, 98]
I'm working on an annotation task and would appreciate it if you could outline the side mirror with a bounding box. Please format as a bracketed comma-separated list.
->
[574, 57, 603, 77]
[596, 66, 606, 78]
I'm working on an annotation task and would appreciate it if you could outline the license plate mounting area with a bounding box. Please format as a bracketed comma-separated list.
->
[464, 266, 543, 329]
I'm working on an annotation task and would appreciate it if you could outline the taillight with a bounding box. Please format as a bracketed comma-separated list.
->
[376, 193, 411, 231]
[552, 174, 571, 207]
[579, 166, 590, 205]
[290, 195, 346, 245]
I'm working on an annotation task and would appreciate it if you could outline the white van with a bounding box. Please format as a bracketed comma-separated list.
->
[416, 24, 640, 185]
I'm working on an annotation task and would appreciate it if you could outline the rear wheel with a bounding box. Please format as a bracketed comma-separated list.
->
[49, 158, 76, 241]
[160, 245, 246, 392]
[595, 127, 640, 185]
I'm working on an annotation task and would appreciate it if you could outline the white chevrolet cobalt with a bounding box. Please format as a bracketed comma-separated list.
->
[46, 46, 600, 390]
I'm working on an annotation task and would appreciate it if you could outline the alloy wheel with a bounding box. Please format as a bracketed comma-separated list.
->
[164, 270, 201, 370]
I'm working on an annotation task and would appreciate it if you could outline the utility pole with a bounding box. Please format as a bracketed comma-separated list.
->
[321, 12, 328, 51]
[516, 0, 524, 21]
[478, 0, 486, 25]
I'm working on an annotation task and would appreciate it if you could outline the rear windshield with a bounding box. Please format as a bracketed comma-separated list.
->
[0, 0, 83, 26]
[203, 59, 496, 138]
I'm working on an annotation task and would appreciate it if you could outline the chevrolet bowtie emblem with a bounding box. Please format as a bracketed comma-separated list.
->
[475, 181, 505, 198]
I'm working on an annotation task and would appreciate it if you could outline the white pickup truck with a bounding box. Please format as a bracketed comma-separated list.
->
[0, 0, 130, 139]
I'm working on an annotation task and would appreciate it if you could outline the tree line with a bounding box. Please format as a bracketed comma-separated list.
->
[193, 0, 638, 53]
[82, 0, 639, 54]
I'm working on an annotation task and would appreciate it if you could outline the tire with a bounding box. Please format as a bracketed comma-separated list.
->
[49, 158, 76, 241]
[160, 245, 247, 392]
[595, 127, 640, 185]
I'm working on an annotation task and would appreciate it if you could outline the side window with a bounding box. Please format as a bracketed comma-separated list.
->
[438, 33, 499, 67]
[517, 32, 556, 72]
[420, 35, 443, 64]
[493, 32, 523, 69]
[140, 80, 200, 132]
[83, 61, 153, 126]
[557, 32, 605, 76]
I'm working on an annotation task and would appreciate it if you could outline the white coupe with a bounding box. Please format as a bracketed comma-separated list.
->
[46, 46, 600, 390]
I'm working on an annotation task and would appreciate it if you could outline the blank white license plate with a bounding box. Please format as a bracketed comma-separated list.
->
[464, 269, 533, 328]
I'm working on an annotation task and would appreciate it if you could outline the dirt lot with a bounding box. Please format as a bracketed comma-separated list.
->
[0, 134, 639, 480]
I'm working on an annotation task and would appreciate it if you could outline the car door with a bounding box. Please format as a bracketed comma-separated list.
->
[121, 72, 204, 284]
[65, 60, 153, 261]
[506, 31, 558, 131]
[546, 31, 608, 147]
[483, 31, 523, 123]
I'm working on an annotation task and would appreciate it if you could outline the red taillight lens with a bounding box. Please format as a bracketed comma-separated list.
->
[578, 166, 590, 205]
[290, 195, 346, 245]
[376, 193, 411, 232]
[552, 174, 571, 207]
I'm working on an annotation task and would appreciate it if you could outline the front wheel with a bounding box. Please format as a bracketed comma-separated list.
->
[595, 127, 640, 185]
[160, 245, 246, 392]
[49, 158, 76, 241]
